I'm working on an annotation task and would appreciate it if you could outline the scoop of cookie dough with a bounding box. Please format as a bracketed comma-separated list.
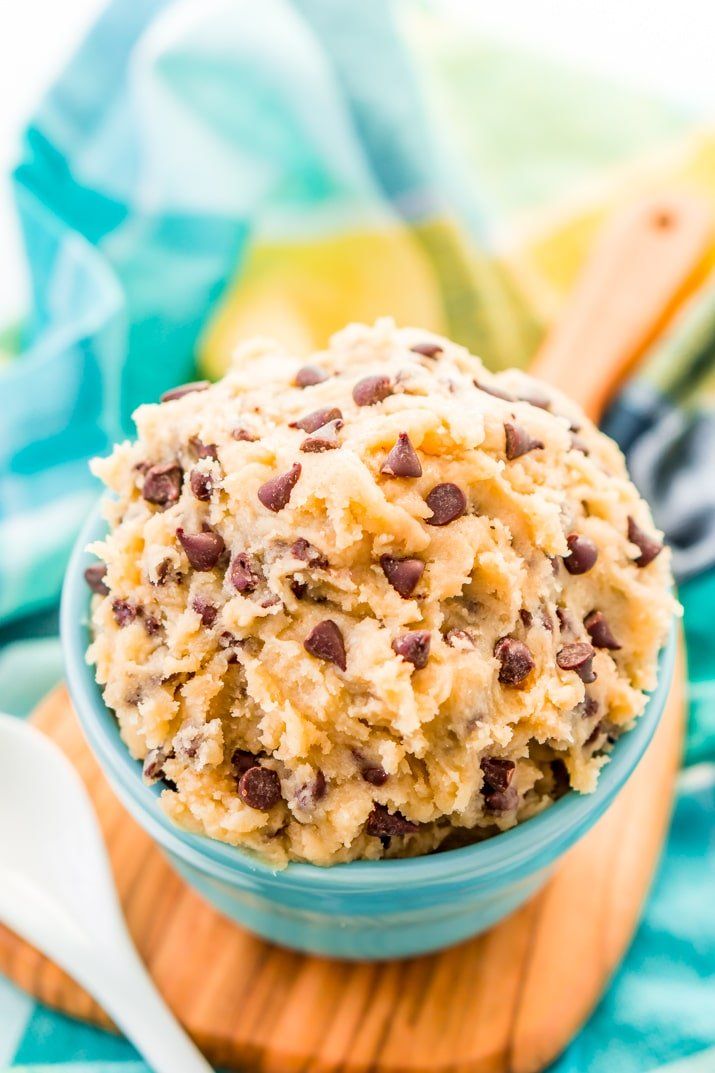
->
[87, 319, 676, 867]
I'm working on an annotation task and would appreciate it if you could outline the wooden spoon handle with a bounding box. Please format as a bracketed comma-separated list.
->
[530, 194, 711, 421]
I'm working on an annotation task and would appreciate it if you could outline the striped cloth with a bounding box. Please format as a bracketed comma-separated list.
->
[1, 2, 714, 1071]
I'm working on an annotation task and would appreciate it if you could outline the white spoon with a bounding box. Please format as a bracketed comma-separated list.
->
[0, 712, 214, 1073]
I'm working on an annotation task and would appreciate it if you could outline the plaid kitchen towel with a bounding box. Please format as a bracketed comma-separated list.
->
[1, 2, 714, 1071]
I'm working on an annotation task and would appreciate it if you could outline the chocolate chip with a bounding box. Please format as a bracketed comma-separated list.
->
[410, 341, 442, 358]
[258, 463, 301, 512]
[290, 579, 308, 599]
[232, 427, 258, 442]
[519, 609, 533, 628]
[570, 434, 590, 455]
[300, 419, 342, 452]
[144, 615, 161, 636]
[295, 770, 327, 810]
[381, 432, 422, 478]
[232, 748, 259, 777]
[563, 533, 598, 575]
[142, 463, 183, 506]
[190, 469, 213, 501]
[192, 597, 217, 627]
[495, 637, 534, 685]
[504, 422, 544, 460]
[581, 694, 599, 720]
[519, 386, 552, 410]
[366, 804, 419, 837]
[557, 642, 597, 683]
[481, 756, 515, 793]
[425, 483, 466, 526]
[550, 758, 571, 796]
[474, 380, 516, 403]
[380, 555, 424, 598]
[160, 381, 210, 403]
[627, 516, 663, 567]
[112, 598, 139, 627]
[84, 563, 109, 595]
[556, 607, 578, 637]
[290, 407, 343, 433]
[238, 766, 282, 810]
[177, 528, 225, 571]
[392, 631, 431, 670]
[484, 785, 518, 812]
[584, 610, 621, 650]
[291, 538, 328, 569]
[143, 747, 173, 783]
[352, 375, 393, 407]
[189, 437, 218, 460]
[304, 620, 347, 671]
[361, 765, 389, 786]
[230, 553, 261, 594]
[445, 627, 475, 648]
[295, 365, 328, 388]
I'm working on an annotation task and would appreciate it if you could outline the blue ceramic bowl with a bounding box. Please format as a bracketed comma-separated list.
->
[61, 505, 675, 960]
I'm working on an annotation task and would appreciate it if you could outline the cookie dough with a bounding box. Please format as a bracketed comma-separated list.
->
[87, 319, 676, 867]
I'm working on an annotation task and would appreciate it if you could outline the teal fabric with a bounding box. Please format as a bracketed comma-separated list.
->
[1, 1, 714, 1071]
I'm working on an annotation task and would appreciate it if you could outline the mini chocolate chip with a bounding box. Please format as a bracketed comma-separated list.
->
[504, 422, 544, 460]
[143, 747, 173, 783]
[177, 528, 225, 571]
[519, 609, 533, 628]
[361, 765, 389, 787]
[581, 694, 599, 719]
[627, 516, 663, 567]
[474, 379, 516, 403]
[290, 579, 308, 599]
[192, 597, 217, 627]
[295, 365, 328, 388]
[392, 631, 431, 670]
[481, 756, 515, 793]
[291, 538, 328, 568]
[353, 375, 393, 407]
[304, 620, 347, 671]
[410, 341, 442, 358]
[484, 785, 518, 812]
[556, 607, 578, 637]
[190, 469, 213, 501]
[238, 766, 282, 810]
[295, 770, 327, 810]
[300, 418, 343, 452]
[425, 483, 466, 526]
[380, 555, 424, 598]
[381, 432, 422, 478]
[144, 615, 161, 636]
[258, 463, 302, 512]
[495, 637, 534, 686]
[563, 533, 598, 575]
[160, 381, 210, 403]
[570, 434, 590, 455]
[84, 563, 109, 595]
[445, 627, 475, 648]
[557, 642, 597, 683]
[290, 407, 343, 433]
[189, 437, 218, 460]
[232, 426, 259, 442]
[232, 749, 259, 777]
[366, 804, 419, 837]
[584, 610, 621, 650]
[112, 598, 139, 627]
[142, 463, 183, 506]
[230, 553, 261, 594]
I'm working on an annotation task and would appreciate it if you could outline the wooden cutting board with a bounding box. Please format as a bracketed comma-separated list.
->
[0, 195, 708, 1073]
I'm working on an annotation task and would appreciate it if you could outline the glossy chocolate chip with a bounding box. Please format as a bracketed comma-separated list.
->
[295, 365, 328, 388]
[485, 785, 519, 812]
[494, 637, 534, 685]
[231, 748, 259, 777]
[300, 419, 343, 452]
[392, 630, 431, 670]
[504, 422, 544, 460]
[352, 375, 393, 407]
[258, 463, 301, 512]
[160, 381, 210, 403]
[481, 756, 516, 793]
[189, 437, 218, 460]
[410, 341, 443, 358]
[192, 596, 217, 627]
[295, 770, 327, 810]
[366, 804, 419, 837]
[425, 483, 466, 526]
[291, 538, 328, 568]
[557, 642, 597, 683]
[584, 610, 621, 650]
[84, 563, 109, 595]
[177, 528, 225, 571]
[190, 469, 213, 501]
[474, 379, 516, 403]
[230, 553, 261, 594]
[563, 533, 598, 574]
[290, 407, 343, 433]
[381, 432, 422, 478]
[380, 555, 424, 598]
[627, 516, 663, 567]
[142, 463, 183, 506]
[232, 426, 258, 442]
[112, 598, 139, 627]
[361, 765, 389, 787]
[238, 766, 282, 810]
[304, 620, 347, 671]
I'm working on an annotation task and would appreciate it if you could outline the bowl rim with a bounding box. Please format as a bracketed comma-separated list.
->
[61, 502, 676, 891]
